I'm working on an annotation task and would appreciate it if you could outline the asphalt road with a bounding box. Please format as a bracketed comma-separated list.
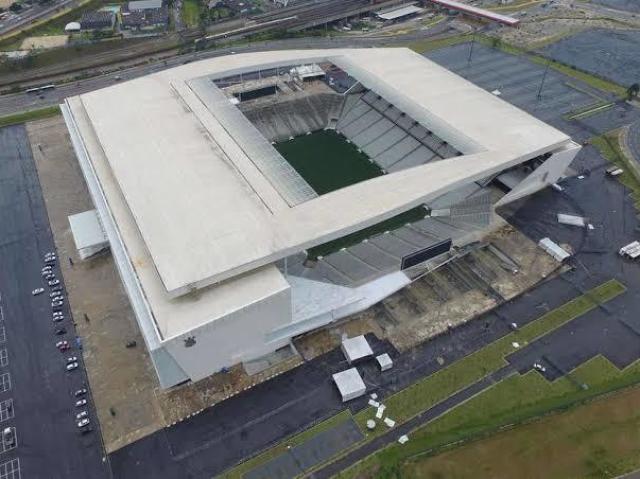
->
[0, 23, 454, 117]
[0, 0, 75, 36]
[0, 125, 110, 479]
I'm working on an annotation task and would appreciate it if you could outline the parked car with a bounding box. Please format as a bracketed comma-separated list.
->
[51, 301, 63, 308]
[54, 327, 66, 335]
[45, 274, 56, 281]
[55, 340, 69, 351]
[52, 315, 64, 323]
[50, 286, 62, 293]
[48, 279, 60, 286]
[75, 399, 87, 408]
[79, 426, 93, 435]
[74, 388, 87, 397]
[66, 362, 79, 372]
[31, 288, 44, 296]
[2, 427, 14, 447]
[50, 291, 62, 298]
[77, 418, 90, 428]
[76, 410, 88, 420]
[66, 356, 77, 363]
[41, 265, 52, 271]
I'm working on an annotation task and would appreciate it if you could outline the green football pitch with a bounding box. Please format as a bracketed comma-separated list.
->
[275, 130, 426, 259]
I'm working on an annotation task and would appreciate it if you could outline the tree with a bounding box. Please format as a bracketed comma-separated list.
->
[8, 2, 22, 12]
[627, 83, 640, 101]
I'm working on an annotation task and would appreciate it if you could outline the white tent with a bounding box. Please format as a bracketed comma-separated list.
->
[68, 209, 108, 259]
[332, 368, 366, 402]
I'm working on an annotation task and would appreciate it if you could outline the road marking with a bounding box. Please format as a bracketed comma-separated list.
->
[0, 375, 10, 394]
[0, 400, 13, 423]
[0, 306, 3, 322]
[0, 457, 20, 479]
[0, 350, 7, 368]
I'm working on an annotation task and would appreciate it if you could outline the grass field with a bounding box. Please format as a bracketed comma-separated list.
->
[349, 356, 640, 479]
[404, 381, 640, 479]
[275, 130, 381, 195]
[275, 130, 427, 259]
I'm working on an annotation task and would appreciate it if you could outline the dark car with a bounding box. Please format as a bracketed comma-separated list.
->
[54, 327, 66, 335]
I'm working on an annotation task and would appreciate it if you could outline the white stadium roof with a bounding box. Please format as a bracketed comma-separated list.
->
[64, 48, 574, 338]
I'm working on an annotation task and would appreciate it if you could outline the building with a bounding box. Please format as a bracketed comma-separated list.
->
[62, 49, 580, 388]
[428, 0, 520, 27]
[121, 0, 168, 31]
[80, 10, 116, 31]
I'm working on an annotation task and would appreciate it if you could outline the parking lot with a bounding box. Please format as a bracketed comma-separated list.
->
[0, 125, 109, 478]
[541, 29, 640, 90]
[426, 41, 640, 140]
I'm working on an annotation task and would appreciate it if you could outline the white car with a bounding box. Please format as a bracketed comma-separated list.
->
[67, 356, 78, 363]
[75, 398, 87, 407]
[77, 418, 90, 428]
[48, 279, 60, 286]
[66, 362, 79, 372]
[76, 410, 88, 420]
[32, 288, 44, 296]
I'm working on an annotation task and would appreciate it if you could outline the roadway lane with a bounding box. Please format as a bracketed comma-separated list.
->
[0, 0, 76, 36]
[0, 24, 454, 116]
[0, 125, 111, 479]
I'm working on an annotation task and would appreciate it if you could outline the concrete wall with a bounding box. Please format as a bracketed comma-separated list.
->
[161, 285, 292, 382]
[496, 142, 581, 207]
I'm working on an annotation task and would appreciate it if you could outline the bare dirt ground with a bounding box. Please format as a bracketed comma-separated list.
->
[20, 35, 68, 50]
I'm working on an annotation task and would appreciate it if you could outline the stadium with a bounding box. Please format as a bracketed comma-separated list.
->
[61, 48, 580, 388]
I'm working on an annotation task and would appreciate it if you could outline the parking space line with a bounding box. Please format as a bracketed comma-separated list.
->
[0, 350, 7, 368]
[0, 400, 13, 424]
[0, 457, 20, 479]
[0, 375, 10, 394]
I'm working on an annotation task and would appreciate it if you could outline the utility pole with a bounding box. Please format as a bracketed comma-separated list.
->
[537, 61, 551, 101]
[467, 34, 476, 67]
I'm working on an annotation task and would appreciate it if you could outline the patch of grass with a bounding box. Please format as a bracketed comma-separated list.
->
[591, 132, 640, 209]
[182, 0, 202, 29]
[426, 403, 640, 478]
[407, 33, 472, 54]
[352, 279, 625, 436]
[217, 410, 352, 479]
[343, 356, 640, 479]
[0, 105, 60, 128]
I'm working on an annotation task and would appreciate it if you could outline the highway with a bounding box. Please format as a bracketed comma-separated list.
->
[0, 23, 453, 117]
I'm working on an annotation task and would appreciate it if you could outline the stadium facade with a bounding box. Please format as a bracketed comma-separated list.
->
[62, 48, 580, 388]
